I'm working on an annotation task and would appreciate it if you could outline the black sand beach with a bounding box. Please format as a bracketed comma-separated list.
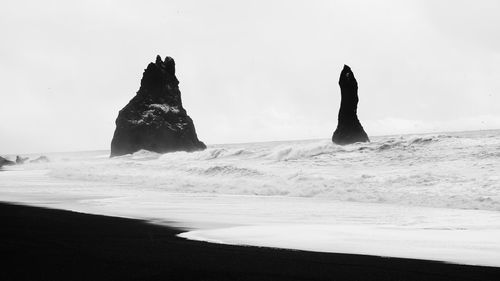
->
[1, 202, 499, 281]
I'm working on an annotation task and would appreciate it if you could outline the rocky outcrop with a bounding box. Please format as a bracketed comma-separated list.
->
[332, 65, 370, 145]
[16, 156, 29, 164]
[110, 55, 206, 157]
[0, 156, 15, 168]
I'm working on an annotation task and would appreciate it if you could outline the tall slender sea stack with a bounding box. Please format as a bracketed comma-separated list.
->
[110, 55, 206, 157]
[332, 65, 369, 144]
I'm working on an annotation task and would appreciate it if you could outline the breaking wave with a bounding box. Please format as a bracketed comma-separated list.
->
[40, 130, 500, 211]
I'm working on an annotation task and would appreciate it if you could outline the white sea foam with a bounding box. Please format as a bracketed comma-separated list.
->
[179, 220, 500, 267]
[29, 129, 500, 211]
[1, 130, 500, 266]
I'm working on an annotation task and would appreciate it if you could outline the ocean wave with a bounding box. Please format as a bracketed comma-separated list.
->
[375, 134, 453, 151]
[188, 165, 264, 177]
[265, 141, 344, 161]
[43, 131, 500, 211]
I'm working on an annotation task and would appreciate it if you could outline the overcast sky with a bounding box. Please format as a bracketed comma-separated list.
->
[1, 0, 499, 153]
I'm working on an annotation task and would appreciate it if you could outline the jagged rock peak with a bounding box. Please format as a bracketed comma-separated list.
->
[153, 55, 175, 74]
[340, 65, 357, 87]
[110, 55, 206, 157]
[332, 64, 369, 145]
[139, 55, 179, 98]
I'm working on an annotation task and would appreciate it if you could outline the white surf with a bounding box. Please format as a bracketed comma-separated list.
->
[1, 130, 499, 266]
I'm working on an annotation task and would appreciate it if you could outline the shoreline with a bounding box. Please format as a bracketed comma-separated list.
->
[1, 202, 500, 280]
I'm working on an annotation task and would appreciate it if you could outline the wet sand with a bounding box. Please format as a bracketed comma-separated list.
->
[1, 202, 499, 281]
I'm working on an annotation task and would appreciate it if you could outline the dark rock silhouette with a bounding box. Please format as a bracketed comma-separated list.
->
[332, 65, 370, 145]
[30, 156, 49, 163]
[16, 156, 29, 164]
[0, 156, 15, 167]
[110, 55, 206, 157]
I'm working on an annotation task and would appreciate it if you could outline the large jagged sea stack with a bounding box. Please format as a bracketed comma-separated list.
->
[110, 56, 206, 157]
[332, 65, 370, 145]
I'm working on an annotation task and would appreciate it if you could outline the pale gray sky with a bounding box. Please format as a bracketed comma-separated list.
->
[1, 0, 499, 153]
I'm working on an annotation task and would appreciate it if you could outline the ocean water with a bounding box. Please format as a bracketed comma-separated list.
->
[1, 129, 500, 266]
